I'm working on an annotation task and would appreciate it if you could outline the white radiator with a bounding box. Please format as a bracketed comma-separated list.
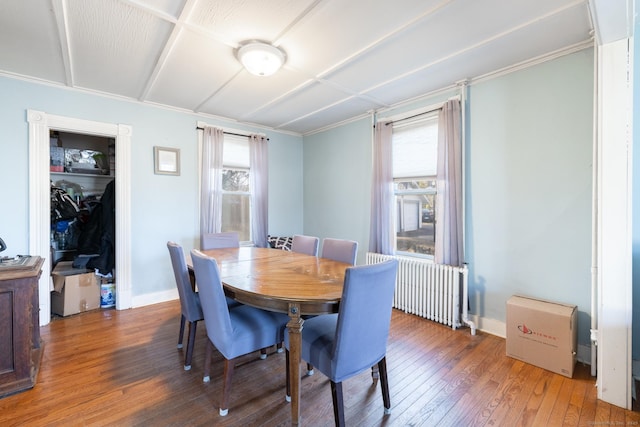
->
[366, 252, 476, 335]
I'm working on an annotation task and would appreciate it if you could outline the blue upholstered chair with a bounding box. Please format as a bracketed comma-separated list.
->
[291, 234, 319, 256]
[190, 249, 290, 416]
[199, 232, 245, 311]
[201, 232, 240, 250]
[167, 241, 204, 371]
[321, 237, 358, 265]
[300, 237, 358, 375]
[278, 234, 320, 355]
[285, 259, 398, 426]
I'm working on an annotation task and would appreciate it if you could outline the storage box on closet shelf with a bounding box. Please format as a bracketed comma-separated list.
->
[65, 149, 110, 175]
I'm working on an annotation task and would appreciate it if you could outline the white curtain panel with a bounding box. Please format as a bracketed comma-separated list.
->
[435, 99, 463, 266]
[250, 134, 268, 248]
[369, 120, 394, 255]
[200, 126, 224, 240]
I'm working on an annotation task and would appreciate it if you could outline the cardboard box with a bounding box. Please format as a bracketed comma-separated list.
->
[506, 295, 577, 378]
[51, 261, 100, 316]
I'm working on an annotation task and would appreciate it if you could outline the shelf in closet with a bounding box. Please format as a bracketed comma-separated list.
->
[51, 171, 114, 179]
[51, 172, 115, 196]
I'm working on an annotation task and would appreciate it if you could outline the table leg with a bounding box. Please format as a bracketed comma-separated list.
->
[287, 303, 304, 426]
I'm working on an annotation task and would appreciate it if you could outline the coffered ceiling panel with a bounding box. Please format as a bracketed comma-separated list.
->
[135, 0, 187, 18]
[145, 29, 242, 110]
[365, 5, 593, 107]
[326, 0, 591, 95]
[0, 0, 66, 83]
[0, 0, 617, 135]
[281, 96, 379, 135]
[241, 80, 352, 128]
[67, 0, 174, 97]
[277, 0, 445, 76]
[187, 0, 315, 44]
[197, 68, 310, 121]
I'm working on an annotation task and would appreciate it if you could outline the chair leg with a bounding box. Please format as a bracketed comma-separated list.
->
[219, 358, 236, 416]
[203, 339, 214, 383]
[371, 364, 379, 383]
[184, 320, 198, 370]
[177, 314, 186, 349]
[307, 362, 314, 375]
[260, 347, 268, 359]
[378, 357, 391, 414]
[330, 380, 346, 427]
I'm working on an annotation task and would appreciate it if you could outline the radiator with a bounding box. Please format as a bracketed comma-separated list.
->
[366, 252, 476, 335]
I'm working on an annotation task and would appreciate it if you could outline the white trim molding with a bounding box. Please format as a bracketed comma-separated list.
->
[595, 37, 633, 409]
[131, 288, 178, 309]
[27, 110, 133, 325]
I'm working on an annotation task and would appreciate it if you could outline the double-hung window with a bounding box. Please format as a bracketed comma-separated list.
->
[221, 134, 251, 241]
[392, 114, 438, 257]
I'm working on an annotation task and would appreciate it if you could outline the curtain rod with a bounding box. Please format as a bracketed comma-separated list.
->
[380, 95, 460, 127]
[195, 127, 269, 141]
[384, 106, 441, 126]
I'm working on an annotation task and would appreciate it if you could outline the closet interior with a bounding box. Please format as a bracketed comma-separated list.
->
[49, 130, 116, 317]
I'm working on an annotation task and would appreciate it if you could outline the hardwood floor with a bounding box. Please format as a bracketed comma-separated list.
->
[1, 300, 638, 426]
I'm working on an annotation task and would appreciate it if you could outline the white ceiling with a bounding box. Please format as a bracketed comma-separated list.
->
[0, 0, 618, 135]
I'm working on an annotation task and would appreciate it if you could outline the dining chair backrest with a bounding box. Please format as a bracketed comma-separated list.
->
[167, 241, 202, 322]
[321, 237, 358, 265]
[201, 232, 240, 250]
[291, 234, 319, 256]
[190, 249, 235, 358]
[332, 259, 398, 382]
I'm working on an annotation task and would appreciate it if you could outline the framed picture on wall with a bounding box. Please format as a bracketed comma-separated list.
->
[154, 146, 180, 176]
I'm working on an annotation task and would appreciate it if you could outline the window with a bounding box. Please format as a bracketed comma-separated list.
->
[392, 115, 438, 257]
[222, 135, 251, 241]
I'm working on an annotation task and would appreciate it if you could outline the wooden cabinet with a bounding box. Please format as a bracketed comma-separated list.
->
[0, 257, 44, 398]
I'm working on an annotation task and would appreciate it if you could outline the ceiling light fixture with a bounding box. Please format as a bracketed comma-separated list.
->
[236, 41, 286, 77]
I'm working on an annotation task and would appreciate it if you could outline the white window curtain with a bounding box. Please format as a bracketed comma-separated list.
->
[435, 99, 463, 266]
[200, 126, 224, 241]
[250, 134, 268, 248]
[369, 120, 394, 255]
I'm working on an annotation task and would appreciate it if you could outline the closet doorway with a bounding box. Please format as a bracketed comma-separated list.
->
[28, 110, 132, 326]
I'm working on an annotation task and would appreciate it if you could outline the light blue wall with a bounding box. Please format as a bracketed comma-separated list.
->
[467, 49, 593, 346]
[268, 132, 304, 236]
[303, 49, 594, 348]
[302, 119, 373, 262]
[0, 76, 303, 299]
[0, 47, 599, 349]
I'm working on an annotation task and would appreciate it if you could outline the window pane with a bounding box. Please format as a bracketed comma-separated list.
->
[392, 117, 438, 178]
[221, 194, 250, 241]
[223, 135, 250, 168]
[222, 169, 249, 192]
[394, 178, 436, 193]
[395, 193, 435, 256]
[392, 115, 438, 257]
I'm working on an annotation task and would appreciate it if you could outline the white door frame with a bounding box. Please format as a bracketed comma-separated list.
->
[27, 110, 132, 325]
[595, 38, 633, 409]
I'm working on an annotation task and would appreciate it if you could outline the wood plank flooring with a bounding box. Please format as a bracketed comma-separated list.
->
[1, 300, 638, 426]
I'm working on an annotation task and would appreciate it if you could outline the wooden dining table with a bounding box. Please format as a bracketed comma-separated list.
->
[189, 246, 349, 426]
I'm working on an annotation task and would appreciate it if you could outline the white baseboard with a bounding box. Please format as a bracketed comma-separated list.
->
[469, 314, 505, 338]
[131, 288, 178, 308]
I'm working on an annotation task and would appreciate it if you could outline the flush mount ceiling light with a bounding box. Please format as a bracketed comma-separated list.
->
[236, 41, 286, 77]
